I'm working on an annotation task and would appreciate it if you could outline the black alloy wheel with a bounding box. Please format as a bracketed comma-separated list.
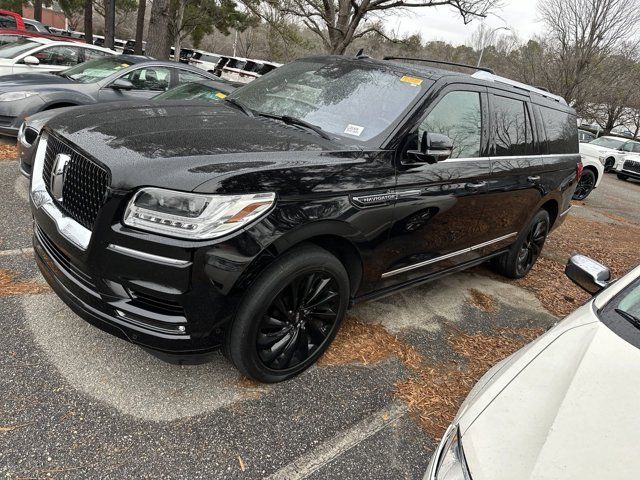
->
[257, 271, 341, 371]
[224, 244, 349, 383]
[572, 169, 596, 200]
[515, 215, 548, 277]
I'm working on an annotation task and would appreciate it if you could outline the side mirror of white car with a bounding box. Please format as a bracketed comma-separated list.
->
[565, 254, 611, 294]
[23, 55, 40, 66]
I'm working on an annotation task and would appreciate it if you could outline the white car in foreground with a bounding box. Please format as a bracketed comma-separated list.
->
[580, 135, 640, 172]
[427, 255, 640, 480]
[574, 153, 604, 200]
[0, 37, 114, 76]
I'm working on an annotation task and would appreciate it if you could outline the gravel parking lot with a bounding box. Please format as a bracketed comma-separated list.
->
[2, 154, 639, 479]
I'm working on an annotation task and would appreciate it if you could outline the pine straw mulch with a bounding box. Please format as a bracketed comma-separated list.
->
[0, 144, 17, 161]
[318, 315, 422, 369]
[0, 269, 49, 296]
[395, 327, 544, 439]
[514, 214, 640, 317]
[467, 288, 497, 313]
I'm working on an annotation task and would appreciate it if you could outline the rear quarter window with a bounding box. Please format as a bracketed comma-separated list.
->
[540, 106, 578, 154]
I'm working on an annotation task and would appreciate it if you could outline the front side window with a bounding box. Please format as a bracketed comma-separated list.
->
[492, 95, 533, 156]
[121, 66, 171, 91]
[419, 90, 482, 159]
[31, 46, 80, 66]
[231, 58, 426, 142]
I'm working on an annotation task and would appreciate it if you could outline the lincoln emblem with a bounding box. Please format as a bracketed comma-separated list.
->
[50, 153, 71, 202]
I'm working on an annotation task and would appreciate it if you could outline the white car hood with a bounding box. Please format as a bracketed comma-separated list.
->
[580, 143, 617, 157]
[461, 319, 640, 480]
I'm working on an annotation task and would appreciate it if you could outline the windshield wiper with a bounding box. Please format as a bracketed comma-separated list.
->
[224, 97, 253, 117]
[257, 112, 331, 140]
[615, 308, 640, 330]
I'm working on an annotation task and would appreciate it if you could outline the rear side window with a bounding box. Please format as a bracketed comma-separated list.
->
[420, 90, 483, 158]
[491, 95, 534, 156]
[540, 106, 578, 154]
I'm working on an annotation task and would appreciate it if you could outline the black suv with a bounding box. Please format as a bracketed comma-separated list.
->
[29, 56, 580, 382]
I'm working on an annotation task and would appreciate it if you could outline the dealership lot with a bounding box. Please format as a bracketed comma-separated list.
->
[1, 159, 639, 479]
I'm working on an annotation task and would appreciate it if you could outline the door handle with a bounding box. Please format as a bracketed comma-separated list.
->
[465, 181, 487, 191]
[527, 175, 541, 183]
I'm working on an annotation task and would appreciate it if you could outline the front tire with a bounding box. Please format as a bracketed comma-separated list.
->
[572, 169, 596, 200]
[491, 210, 550, 279]
[224, 244, 349, 383]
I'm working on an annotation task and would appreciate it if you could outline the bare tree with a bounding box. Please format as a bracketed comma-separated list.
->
[243, 0, 500, 55]
[147, 0, 173, 59]
[538, 0, 640, 109]
[33, 0, 43, 21]
[84, 0, 94, 43]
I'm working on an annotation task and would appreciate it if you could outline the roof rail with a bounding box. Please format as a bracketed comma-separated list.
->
[383, 56, 495, 74]
[471, 71, 567, 105]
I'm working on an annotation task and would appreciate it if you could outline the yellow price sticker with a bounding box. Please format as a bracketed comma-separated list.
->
[400, 75, 423, 86]
[215, 92, 227, 99]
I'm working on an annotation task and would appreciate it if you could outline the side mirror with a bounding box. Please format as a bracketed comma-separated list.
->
[406, 131, 453, 164]
[23, 55, 40, 66]
[109, 78, 134, 90]
[565, 254, 611, 294]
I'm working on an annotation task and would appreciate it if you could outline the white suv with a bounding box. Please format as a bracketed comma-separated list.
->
[580, 135, 640, 171]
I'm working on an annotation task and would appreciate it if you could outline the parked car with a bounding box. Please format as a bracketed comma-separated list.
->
[217, 56, 282, 83]
[616, 155, 640, 182]
[0, 28, 86, 46]
[578, 128, 595, 143]
[426, 254, 640, 480]
[0, 37, 113, 78]
[0, 54, 220, 135]
[573, 153, 604, 200]
[188, 50, 223, 73]
[22, 18, 49, 33]
[18, 79, 239, 177]
[29, 56, 580, 382]
[580, 135, 640, 171]
[0, 9, 24, 30]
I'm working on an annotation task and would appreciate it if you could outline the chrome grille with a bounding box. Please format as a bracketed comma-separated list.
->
[623, 159, 640, 174]
[42, 135, 110, 230]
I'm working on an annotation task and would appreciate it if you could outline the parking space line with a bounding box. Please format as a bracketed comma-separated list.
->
[263, 403, 407, 480]
[0, 247, 33, 257]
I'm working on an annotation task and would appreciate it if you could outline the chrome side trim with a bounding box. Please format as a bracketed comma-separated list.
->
[107, 244, 191, 267]
[381, 232, 517, 279]
[30, 133, 92, 251]
[559, 205, 572, 218]
[442, 153, 578, 163]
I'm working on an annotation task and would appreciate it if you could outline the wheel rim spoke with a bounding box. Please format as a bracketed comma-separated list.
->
[303, 277, 332, 307]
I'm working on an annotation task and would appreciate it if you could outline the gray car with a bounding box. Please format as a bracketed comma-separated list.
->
[0, 54, 221, 135]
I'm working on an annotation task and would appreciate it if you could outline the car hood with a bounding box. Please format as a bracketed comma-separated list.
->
[460, 317, 640, 480]
[0, 72, 74, 89]
[44, 101, 362, 193]
[579, 143, 616, 156]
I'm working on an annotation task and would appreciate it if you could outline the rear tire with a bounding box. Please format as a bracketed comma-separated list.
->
[224, 244, 349, 383]
[572, 169, 596, 200]
[491, 210, 550, 279]
[617, 173, 628, 181]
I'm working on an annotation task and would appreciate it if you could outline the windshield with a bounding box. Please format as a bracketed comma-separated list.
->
[62, 57, 132, 83]
[155, 82, 229, 102]
[0, 38, 40, 59]
[590, 137, 625, 149]
[229, 58, 426, 142]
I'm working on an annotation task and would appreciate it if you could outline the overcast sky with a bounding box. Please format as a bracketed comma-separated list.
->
[385, 0, 544, 46]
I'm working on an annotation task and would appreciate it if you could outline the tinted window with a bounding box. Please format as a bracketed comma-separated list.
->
[178, 69, 210, 84]
[24, 23, 37, 32]
[33, 46, 80, 66]
[492, 95, 533, 156]
[632, 143, 640, 154]
[122, 66, 171, 91]
[419, 91, 482, 158]
[540, 106, 578, 154]
[233, 58, 426, 142]
[0, 15, 17, 29]
[83, 48, 111, 61]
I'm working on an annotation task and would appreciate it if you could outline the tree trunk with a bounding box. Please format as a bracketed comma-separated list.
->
[103, 0, 115, 49]
[33, 0, 42, 21]
[146, 0, 172, 59]
[172, 0, 185, 62]
[84, 0, 93, 44]
[134, 0, 146, 54]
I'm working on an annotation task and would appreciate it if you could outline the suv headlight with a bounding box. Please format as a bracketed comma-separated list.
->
[429, 425, 471, 480]
[123, 188, 275, 240]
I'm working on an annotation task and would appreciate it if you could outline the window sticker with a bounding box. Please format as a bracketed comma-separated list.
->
[400, 75, 423, 86]
[344, 124, 364, 136]
[215, 92, 227, 99]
